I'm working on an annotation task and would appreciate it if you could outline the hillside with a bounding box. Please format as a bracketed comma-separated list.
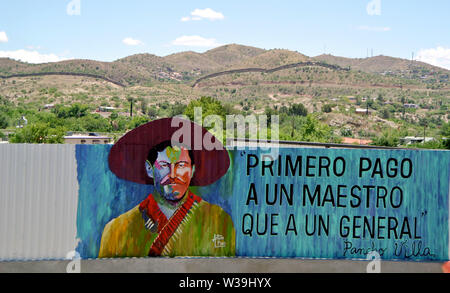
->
[162, 51, 221, 73]
[202, 44, 266, 67]
[1, 44, 448, 147]
[1, 44, 449, 87]
[314, 54, 450, 83]
[227, 49, 310, 69]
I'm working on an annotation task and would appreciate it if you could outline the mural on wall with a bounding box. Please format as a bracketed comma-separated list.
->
[79, 118, 235, 258]
[231, 148, 449, 260]
[75, 118, 450, 261]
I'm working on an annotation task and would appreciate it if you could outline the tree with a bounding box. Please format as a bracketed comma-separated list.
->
[441, 122, 450, 149]
[441, 122, 450, 137]
[380, 108, 390, 119]
[184, 97, 227, 123]
[109, 112, 119, 120]
[10, 123, 66, 144]
[79, 114, 111, 132]
[52, 103, 89, 119]
[322, 104, 332, 113]
[400, 96, 406, 104]
[128, 116, 150, 129]
[299, 115, 333, 142]
[69, 103, 89, 118]
[289, 103, 308, 116]
[147, 107, 158, 120]
[0, 114, 8, 129]
[340, 128, 352, 137]
[170, 102, 187, 117]
[139, 98, 149, 115]
[371, 130, 399, 147]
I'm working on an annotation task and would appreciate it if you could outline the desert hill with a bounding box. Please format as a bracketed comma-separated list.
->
[1, 44, 449, 87]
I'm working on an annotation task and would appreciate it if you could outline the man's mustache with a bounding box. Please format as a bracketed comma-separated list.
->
[160, 177, 186, 186]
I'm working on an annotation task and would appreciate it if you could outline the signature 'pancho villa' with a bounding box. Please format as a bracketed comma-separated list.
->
[99, 118, 235, 257]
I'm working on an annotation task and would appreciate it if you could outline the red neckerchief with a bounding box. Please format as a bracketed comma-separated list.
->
[139, 191, 202, 256]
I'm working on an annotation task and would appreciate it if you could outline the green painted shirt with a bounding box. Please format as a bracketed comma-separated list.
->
[98, 197, 235, 258]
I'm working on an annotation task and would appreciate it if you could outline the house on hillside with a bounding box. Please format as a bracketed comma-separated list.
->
[98, 106, 116, 112]
[43, 104, 55, 110]
[158, 72, 170, 79]
[64, 133, 113, 145]
[404, 104, 419, 109]
[400, 136, 435, 145]
[355, 108, 372, 115]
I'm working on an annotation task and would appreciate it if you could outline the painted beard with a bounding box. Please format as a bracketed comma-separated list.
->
[160, 177, 187, 202]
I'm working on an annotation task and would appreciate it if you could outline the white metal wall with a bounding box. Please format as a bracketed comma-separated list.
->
[0, 144, 79, 261]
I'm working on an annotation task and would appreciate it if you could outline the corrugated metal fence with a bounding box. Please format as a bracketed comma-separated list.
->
[0, 145, 79, 261]
[1, 144, 449, 261]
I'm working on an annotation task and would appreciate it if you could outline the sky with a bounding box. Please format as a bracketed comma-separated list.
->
[0, 0, 449, 69]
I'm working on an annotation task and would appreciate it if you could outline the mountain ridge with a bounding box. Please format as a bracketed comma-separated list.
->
[1, 44, 449, 86]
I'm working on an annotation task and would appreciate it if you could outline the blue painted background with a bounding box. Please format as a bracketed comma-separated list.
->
[76, 145, 450, 261]
[75, 145, 235, 258]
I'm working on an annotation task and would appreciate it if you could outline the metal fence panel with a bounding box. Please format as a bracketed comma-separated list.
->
[0, 145, 79, 261]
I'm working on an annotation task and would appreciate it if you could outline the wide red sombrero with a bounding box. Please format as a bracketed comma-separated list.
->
[108, 118, 230, 186]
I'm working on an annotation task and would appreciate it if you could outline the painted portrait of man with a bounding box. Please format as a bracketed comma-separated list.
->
[98, 118, 235, 257]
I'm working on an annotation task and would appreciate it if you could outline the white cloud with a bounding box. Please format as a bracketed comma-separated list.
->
[172, 35, 222, 47]
[26, 45, 42, 50]
[416, 46, 450, 70]
[357, 25, 391, 32]
[0, 49, 68, 64]
[0, 31, 8, 43]
[122, 37, 143, 46]
[181, 8, 224, 22]
[192, 8, 224, 20]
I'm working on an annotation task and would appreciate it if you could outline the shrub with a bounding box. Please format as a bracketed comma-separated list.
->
[322, 104, 332, 113]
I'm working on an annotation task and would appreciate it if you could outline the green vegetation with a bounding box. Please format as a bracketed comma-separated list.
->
[0, 113, 8, 129]
[0, 44, 448, 149]
[182, 97, 336, 144]
[371, 130, 400, 147]
[288, 103, 308, 117]
[10, 123, 66, 144]
[322, 104, 333, 113]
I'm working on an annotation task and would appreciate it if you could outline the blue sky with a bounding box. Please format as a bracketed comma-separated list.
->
[0, 0, 449, 69]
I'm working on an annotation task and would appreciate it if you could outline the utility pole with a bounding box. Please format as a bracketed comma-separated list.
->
[366, 98, 370, 116]
[127, 97, 135, 117]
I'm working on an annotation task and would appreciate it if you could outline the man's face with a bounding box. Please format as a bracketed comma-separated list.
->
[147, 146, 194, 202]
